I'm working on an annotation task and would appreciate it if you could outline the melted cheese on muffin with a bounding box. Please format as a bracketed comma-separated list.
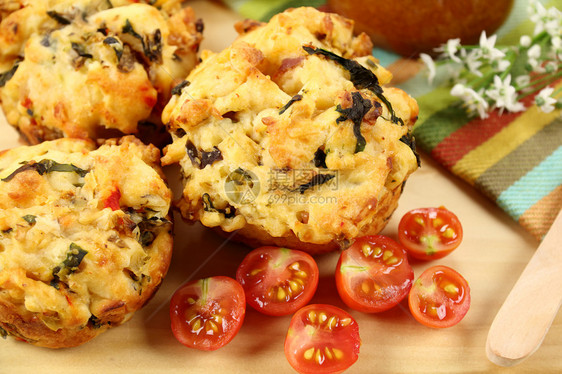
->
[162, 7, 419, 253]
[0, 136, 172, 348]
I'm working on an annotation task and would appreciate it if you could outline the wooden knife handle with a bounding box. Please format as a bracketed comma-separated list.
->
[486, 209, 562, 366]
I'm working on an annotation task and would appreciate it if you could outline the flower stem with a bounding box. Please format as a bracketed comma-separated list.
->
[517, 70, 562, 100]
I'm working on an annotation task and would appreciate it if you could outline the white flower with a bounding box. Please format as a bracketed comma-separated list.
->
[551, 36, 562, 60]
[544, 7, 562, 37]
[527, 44, 544, 72]
[528, 44, 542, 59]
[485, 75, 526, 113]
[535, 87, 557, 113]
[545, 60, 558, 73]
[467, 89, 490, 119]
[419, 53, 436, 84]
[529, 0, 562, 36]
[515, 75, 531, 89]
[451, 83, 490, 118]
[494, 59, 512, 72]
[435, 38, 462, 63]
[451, 83, 468, 97]
[463, 49, 483, 76]
[479, 31, 506, 62]
[520, 35, 532, 47]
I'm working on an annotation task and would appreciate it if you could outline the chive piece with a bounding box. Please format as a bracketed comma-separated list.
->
[46, 11, 71, 25]
[61, 243, 88, 272]
[103, 36, 123, 61]
[136, 216, 171, 247]
[171, 80, 190, 96]
[71, 42, 93, 59]
[279, 94, 303, 115]
[40, 35, 51, 47]
[200, 147, 223, 169]
[122, 20, 162, 63]
[202, 193, 236, 218]
[313, 148, 327, 168]
[122, 19, 144, 45]
[185, 139, 200, 168]
[400, 132, 421, 167]
[175, 128, 187, 138]
[0, 325, 7, 339]
[1, 159, 88, 182]
[185, 140, 222, 169]
[51, 243, 88, 288]
[88, 315, 104, 329]
[0, 62, 19, 88]
[303, 45, 404, 126]
[146, 29, 162, 63]
[195, 19, 204, 34]
[336, 91, 372, 153]
[22, 215, 36, 225]
[296, 174, 335, 194]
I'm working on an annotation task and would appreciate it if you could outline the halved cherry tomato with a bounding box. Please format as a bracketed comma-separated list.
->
[408, 265, 470, 328]
[170, 276, 245, 351]
[236, 246, 319, 316]
[335, 235, 414, 313]
[285, 304, 360, 374]
[398, 206, 463, 260]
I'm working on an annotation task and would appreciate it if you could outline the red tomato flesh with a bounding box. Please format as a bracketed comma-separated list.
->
[335, 235, 414, 313]
[103, 188, 121, 211]
[285, 304, 360, 374]
[398, 206, 463, 260]
[408, 265, 470, 328]
[170, 276, 245, 351]
[236, 246, 319, 316]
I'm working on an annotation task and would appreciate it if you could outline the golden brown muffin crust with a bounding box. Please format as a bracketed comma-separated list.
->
[0, 136, 173, 348]
[162, 7, 419, 254]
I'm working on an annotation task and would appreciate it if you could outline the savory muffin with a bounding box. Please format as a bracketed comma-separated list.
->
[0, 136, 173, 348]
[0, 0, 202, 144]
[162, 7, 419, 254]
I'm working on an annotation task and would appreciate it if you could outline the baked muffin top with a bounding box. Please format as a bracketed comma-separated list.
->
[162, 7, 419, 251]
[0, 0, 202, 144]
[0, 136, 173, 348]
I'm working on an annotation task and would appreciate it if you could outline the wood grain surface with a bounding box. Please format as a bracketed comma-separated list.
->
[1, 1, 561, 373]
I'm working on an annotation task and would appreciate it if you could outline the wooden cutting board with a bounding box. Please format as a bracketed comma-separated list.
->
[1, 1, 561, 372]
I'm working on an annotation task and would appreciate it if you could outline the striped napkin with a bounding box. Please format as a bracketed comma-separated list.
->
[221, 0, 562, 240]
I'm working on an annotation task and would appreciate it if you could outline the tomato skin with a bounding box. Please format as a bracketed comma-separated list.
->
[398, 206, 463, 260]
[169, 276, 246, 351]
[408, 265, 470, 328]
[236, 246, 319, 316]
[103, 188, 121, 211]
[335, 235, 414, 313]
[284, 304, 360, 374]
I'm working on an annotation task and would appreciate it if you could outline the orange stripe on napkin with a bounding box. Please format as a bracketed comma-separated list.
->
[519, 184, 562, 240]
[475, 118, 562, 200]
